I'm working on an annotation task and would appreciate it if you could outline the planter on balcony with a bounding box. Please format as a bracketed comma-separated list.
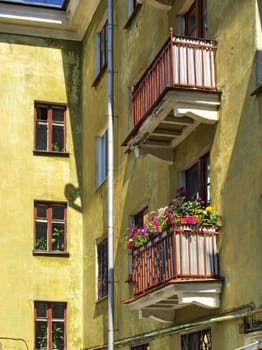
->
[131, 224, 219, 297]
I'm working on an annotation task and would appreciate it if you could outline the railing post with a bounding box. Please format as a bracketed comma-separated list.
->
[169, 27, 174, 86]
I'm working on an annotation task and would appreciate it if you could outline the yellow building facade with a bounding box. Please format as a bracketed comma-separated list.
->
[0, 0, 261, 350]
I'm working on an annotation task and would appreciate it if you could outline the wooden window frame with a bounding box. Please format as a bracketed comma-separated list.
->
[185, 153, 210, 204]
[33, 201, 68, 256]
[34, 301, 67, 350]
[97, 239, 108, 300]
[34, 102, 67, 155]
[181, 328, 211, 350]
[184, 0, 207, 38]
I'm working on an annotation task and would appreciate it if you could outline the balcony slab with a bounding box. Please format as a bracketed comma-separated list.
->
[124, 88, 221, 162]
[126, 280, 223, 323]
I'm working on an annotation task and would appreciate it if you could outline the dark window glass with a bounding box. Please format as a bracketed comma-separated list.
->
[35, 103, 66, 153]
[34, 202, 66, 253]
[181, 329, 211, 350]
[35, 302, 66, 350]
[97, 239, 108, 299]
[185, 153, 210, 203]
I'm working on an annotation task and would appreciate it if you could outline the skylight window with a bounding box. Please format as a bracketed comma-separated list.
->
[0, 0, 68, 9]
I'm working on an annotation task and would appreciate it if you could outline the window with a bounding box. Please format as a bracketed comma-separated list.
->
[97, 239, 108, 299]
[35, 302, 66, 350]
[128, 0, 139, 17]
[185, 153, 210, 203]
[34, 202, 67, 253]
[131, 344, 149, 350]
[0, 0, 67, 9]
[128, 207, 148, 278]
[185, 0, 207, 38]
[181, 329, 211, 350]
[95, 20, 108, 79]
[34, 103, 67, 153]
[96, 129, 108, 188]
[124, 0, 141, 28]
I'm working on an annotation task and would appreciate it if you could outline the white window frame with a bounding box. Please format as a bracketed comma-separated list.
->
[128, 0, 138, 18]
[95, 18, 108, 78]
[96, 129, 108, 188]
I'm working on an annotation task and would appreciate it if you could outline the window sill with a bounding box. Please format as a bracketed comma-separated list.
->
[124, 4, 142, 29]
[33, 150, 70, 157]
[33, 251, 70, 257]
[92, 64, 107, 87]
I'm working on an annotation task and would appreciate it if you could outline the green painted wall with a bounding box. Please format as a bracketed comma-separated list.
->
[81, 0, 262, 350]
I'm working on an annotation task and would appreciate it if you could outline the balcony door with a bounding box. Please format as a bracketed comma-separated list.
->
[185, 0, 207, 38]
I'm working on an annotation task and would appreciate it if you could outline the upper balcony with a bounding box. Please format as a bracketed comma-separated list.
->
[122, 224, 223, 322]
[122, 30, 221, 161]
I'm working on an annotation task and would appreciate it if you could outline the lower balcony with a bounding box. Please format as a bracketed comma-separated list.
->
[122, 224, 223, 322]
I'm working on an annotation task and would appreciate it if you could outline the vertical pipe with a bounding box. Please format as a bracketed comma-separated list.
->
[107, 0, 114, 349]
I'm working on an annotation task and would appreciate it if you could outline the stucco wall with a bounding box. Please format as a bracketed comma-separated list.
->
[0, 35, 83, 349]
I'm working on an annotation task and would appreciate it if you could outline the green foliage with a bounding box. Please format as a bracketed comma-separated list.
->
[52, 228, 64, 251]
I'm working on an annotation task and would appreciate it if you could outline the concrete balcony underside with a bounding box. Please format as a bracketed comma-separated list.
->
[124, 88, 221, 163]
[127, 279, 223, 323]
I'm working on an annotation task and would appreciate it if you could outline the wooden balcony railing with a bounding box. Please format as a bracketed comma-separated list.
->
[132, 225, 220, 296]
[132, 31, 217, 129]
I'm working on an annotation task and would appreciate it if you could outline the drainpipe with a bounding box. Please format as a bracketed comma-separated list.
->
[107, 0, 114, 350]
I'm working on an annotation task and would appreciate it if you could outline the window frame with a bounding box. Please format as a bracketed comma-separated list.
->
[181, 328, 211, 350]
[128, 207, 148, 280]
[185, 153, 210, 204]
[33, 201, 68, 256]
[93, 20, 108, 85]
[34, 102, 67, 155]
[184, 0, 207, 38]
[124, 0, 142, 29]
[34, 301, 67, 350]
[97, 238, 108, 300]
[96, 129, 108, 188]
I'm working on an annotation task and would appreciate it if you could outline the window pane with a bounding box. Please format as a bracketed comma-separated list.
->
[52, 107, 64, 122]
[52, 125, 64, 152]
[35, 320, 48, 350]
[52, 205, 65, 220]
[187, 11, 196, 36]
[35, 222, 48, 250]
[36, 204, 47, 218]
[36, 303, 47, 318]
[52, 321, 64, 350]
[52, 303, 65, 319]
[186, 163, 198, 199]
[52, 223, 64, 251]
[97, 240, 108, 298]
[37, 106, 48, 120]
[36, 122, 48, 151]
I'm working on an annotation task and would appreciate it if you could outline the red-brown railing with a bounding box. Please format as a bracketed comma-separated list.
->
[132, 225, 219, 296]
[132, 33, 217, 129]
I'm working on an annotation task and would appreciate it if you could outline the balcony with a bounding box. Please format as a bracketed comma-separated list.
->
[122, 224, 223, 322]
[122, 31, 221, 161]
